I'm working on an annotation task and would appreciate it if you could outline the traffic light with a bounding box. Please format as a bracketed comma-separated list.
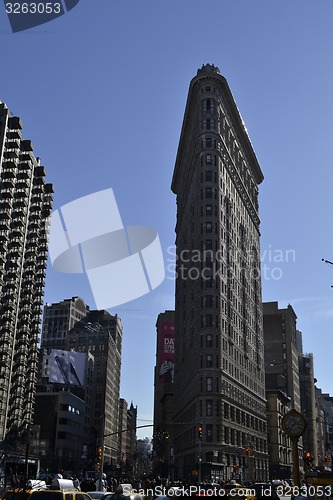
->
[304, 452, 313, 465]
[198, 423, 203, 439]
[245, 447, 252, 456]
[97, 446, 102, 464]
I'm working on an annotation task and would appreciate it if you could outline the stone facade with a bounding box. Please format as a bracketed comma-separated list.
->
[171, 64, 268, 481]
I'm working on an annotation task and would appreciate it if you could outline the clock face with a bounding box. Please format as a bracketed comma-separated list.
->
[283, 411, 306, 437]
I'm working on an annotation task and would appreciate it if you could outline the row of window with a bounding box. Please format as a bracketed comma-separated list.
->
[59, 403, 80, 415]
[201, 221, 217, 233]
[223, 378, 266, 411]
[200, 170, 216, 182]
[201, 86, 215, 93]
[58, 417, 82, 429]
[223, 426, 267, 452]
[57, 430, 81, 440]
[203, 119, 215, 130]
[200, 376, 218, 392]
[199, 349, 217, 367]
[224, 403, 266, 432]
[201, 137, 217, 149]
[201, 153, 217, 166]
[178, 419, 267, 451]
[201, 314, 218, 328]
[200, 333, 216, 348]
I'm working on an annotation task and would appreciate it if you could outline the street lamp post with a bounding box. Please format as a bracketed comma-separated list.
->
[198, 439, 202, 484]
[22, 424, 33, 490]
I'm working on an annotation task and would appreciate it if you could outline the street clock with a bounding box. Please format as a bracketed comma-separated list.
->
[282, 409, 306, 438]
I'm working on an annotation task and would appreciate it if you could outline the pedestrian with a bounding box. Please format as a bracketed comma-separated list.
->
[73, 476, 80, 490]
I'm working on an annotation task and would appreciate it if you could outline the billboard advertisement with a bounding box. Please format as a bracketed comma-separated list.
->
[159, 321, 175, 384]
[49, 349, 86, 387]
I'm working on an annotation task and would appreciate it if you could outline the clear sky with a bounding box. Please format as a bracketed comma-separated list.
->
[1, 0, 333, 439]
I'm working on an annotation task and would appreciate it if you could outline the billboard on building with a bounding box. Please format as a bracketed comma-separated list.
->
[49, 349, 85, 387]
[159, 321, 175, 383]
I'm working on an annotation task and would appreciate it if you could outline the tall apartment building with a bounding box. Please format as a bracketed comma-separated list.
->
[0, 101, 53, 442]
[171, 64, 268, 481]
[41, 298, 123, 465]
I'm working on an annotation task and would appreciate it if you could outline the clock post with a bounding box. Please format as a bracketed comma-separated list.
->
[282, 409, 307, 487]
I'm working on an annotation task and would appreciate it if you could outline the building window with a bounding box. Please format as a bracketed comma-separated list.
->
[206, 187, 212, 198]
[206, 154, 212, 165]
[206, 400, 213, 416]
[205, 239, 212, 250]
[206, 222, 212, 233]
[206, 424, 213, 442]
[206, 119, 211, 130]
[206, 315, 213, 327]
[206, 138, 212, 148]
[206, 99, 211, 112]
[206, 277, 213, 288]
[206, 377, 213, 392]
[206, 334, 213, 347]
[206, 354, 213, 367]
[206, 204, 212, 215]
[205, 171, 212, 182]
[205, 295, 213, 307]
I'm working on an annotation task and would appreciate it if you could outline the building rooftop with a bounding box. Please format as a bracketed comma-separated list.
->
[197, 63, 221, 76]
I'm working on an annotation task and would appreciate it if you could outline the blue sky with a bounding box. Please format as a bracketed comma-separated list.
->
[1, 0, 333, 439]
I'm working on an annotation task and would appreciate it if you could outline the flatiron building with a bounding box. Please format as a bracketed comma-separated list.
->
[171, 65, 268, 481]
